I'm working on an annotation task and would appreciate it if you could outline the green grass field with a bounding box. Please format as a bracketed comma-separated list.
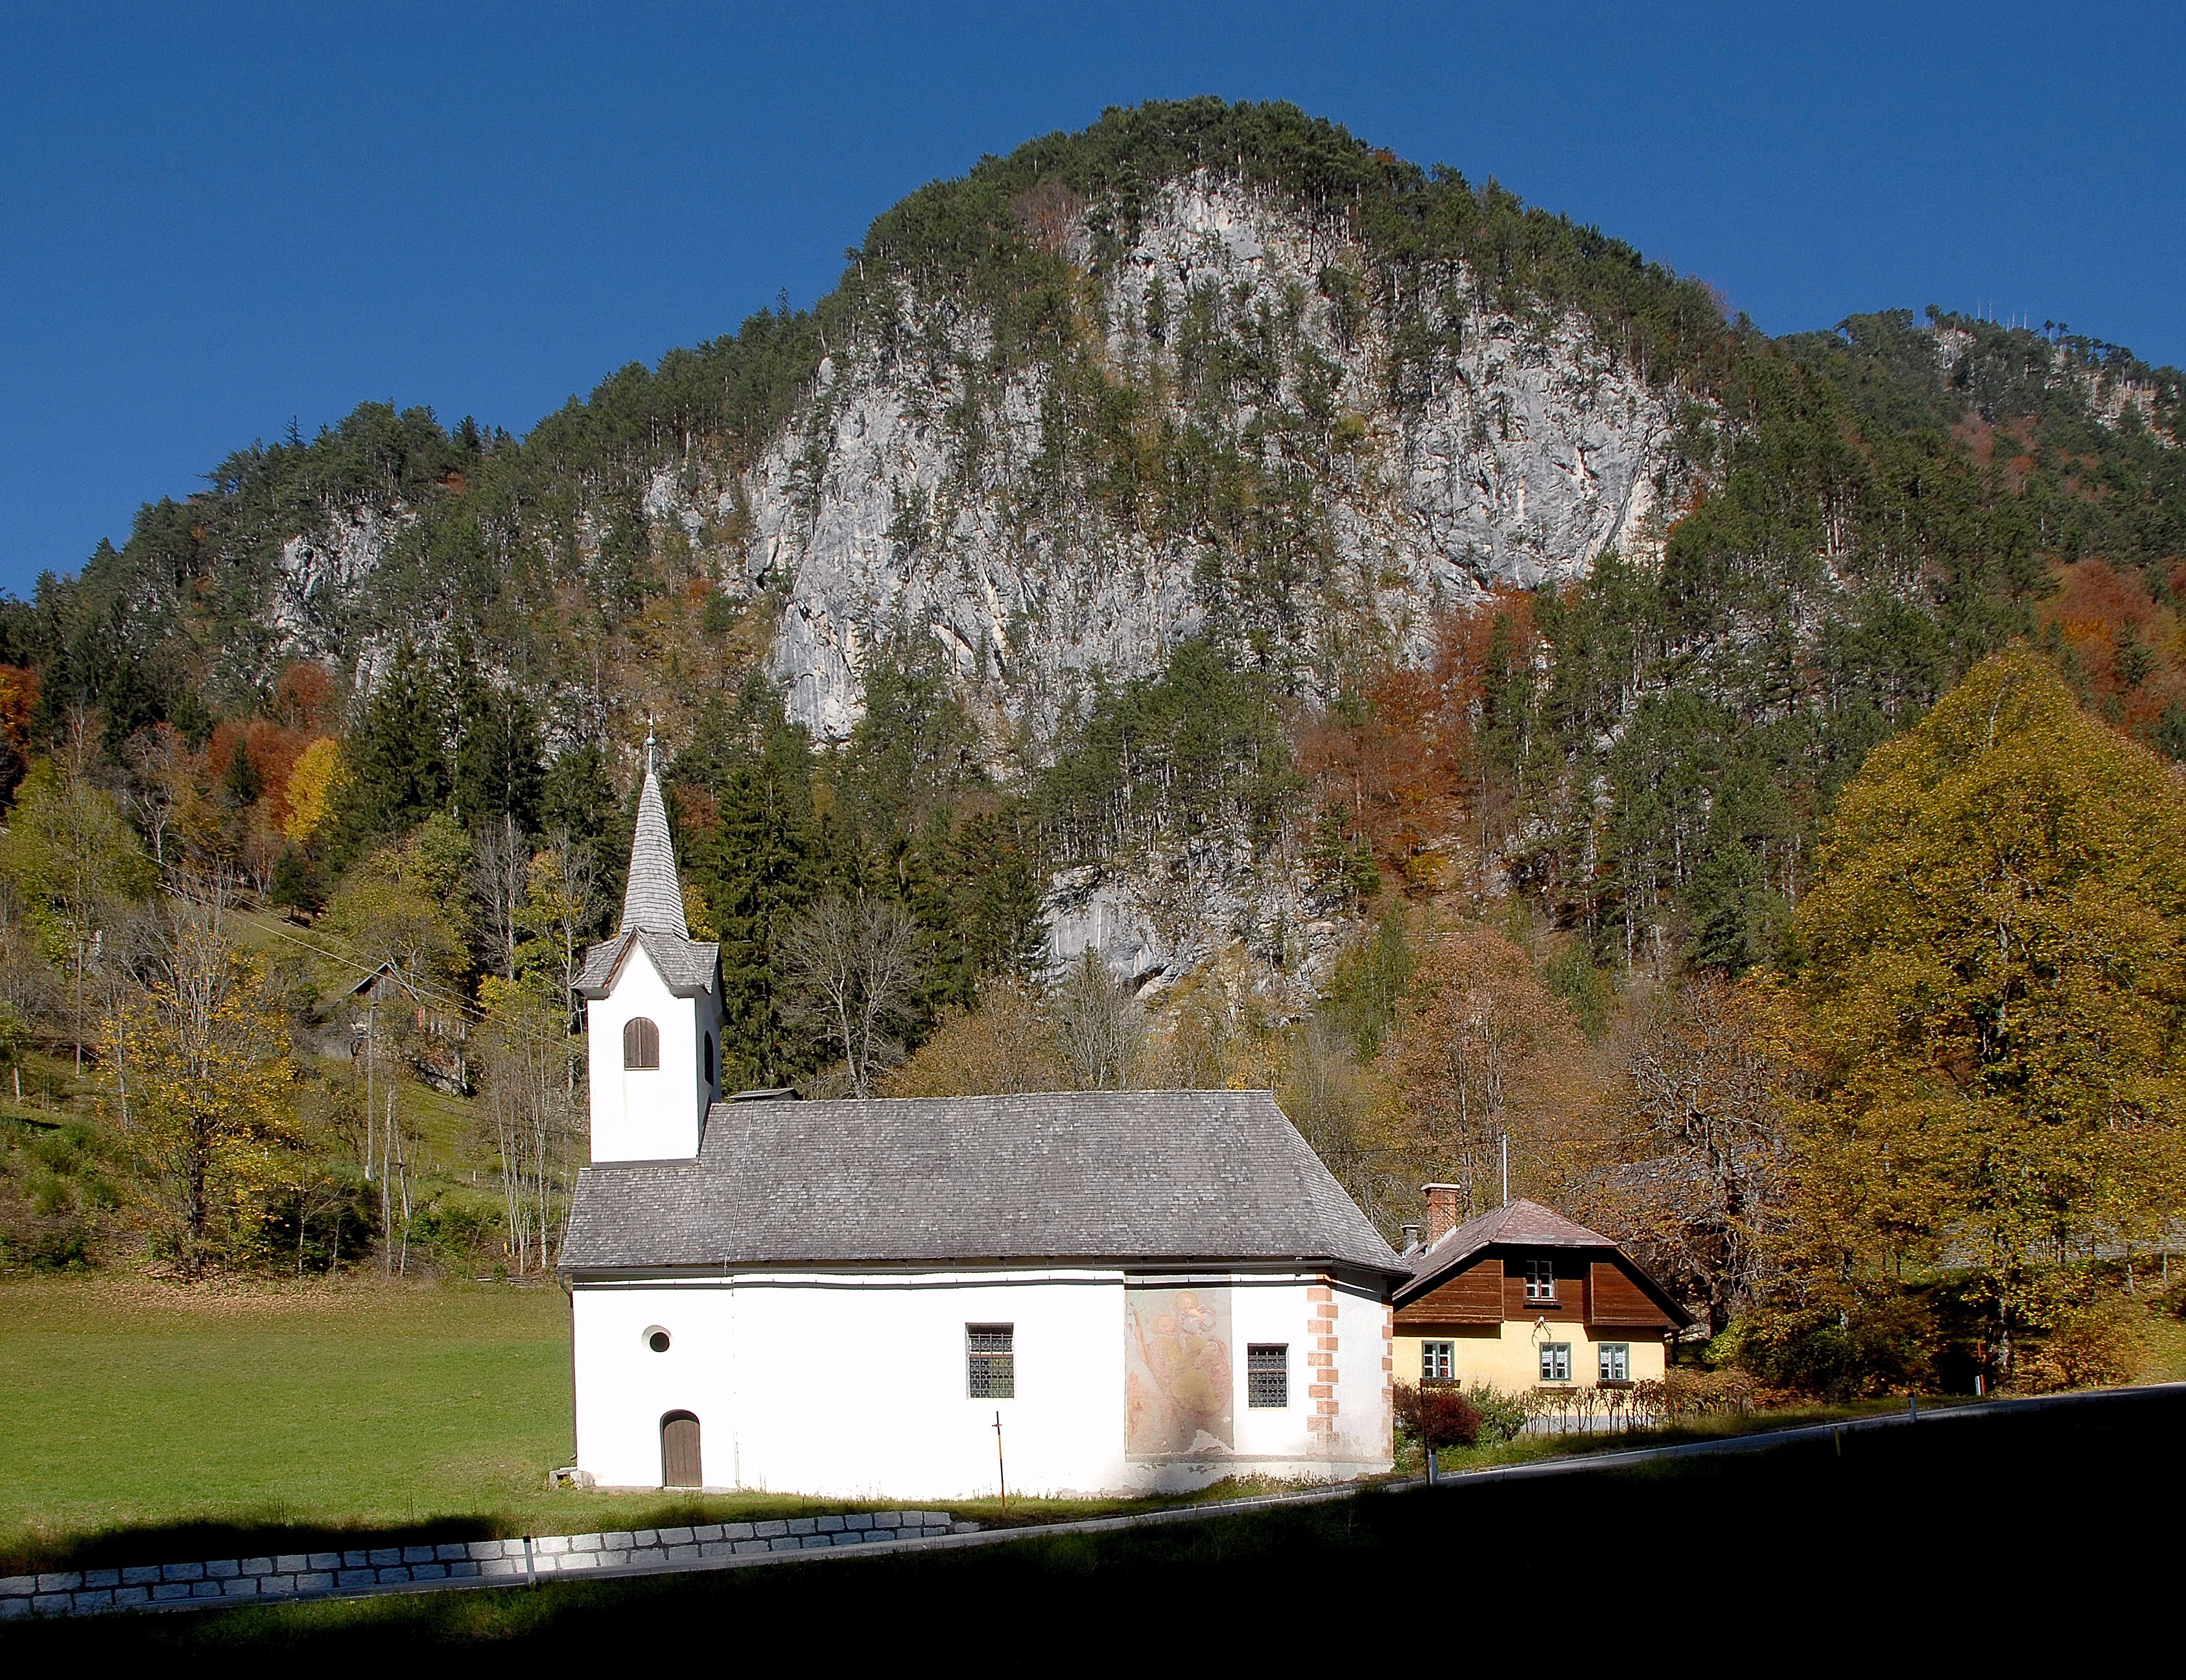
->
[0, 1278, 580, 1570]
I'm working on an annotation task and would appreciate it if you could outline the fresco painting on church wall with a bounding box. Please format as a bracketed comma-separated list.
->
[1125, 1286, 1234, 1459]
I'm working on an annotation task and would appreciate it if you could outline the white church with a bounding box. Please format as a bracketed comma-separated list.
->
[559, 753, 1402, 1499]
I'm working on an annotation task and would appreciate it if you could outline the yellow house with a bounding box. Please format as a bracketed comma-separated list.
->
[1391, 1192, 1690, 1394]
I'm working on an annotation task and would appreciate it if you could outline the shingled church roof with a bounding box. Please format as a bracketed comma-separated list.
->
[562, 1090, 1404, 1276]
[573, 744, 718, 999]
[573, 926, 718, 998]
[620, 756, 688, 939]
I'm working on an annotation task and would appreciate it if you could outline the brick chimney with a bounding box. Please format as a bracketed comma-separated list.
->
[1423, 1184, 1465, 1246]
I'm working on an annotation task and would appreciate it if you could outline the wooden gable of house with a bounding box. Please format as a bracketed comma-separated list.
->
[1590, 1261, 1675, 1327]
[1396, 1256, 1503, 1325]
[1395, 1247, 1681, 1330]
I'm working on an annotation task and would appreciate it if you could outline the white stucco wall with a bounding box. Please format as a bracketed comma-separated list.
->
[584, 948, 722, 1162]
[572, 1267, 1393, 1499]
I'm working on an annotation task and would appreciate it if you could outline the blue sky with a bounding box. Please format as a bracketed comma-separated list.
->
[5, 1, 2181, 597]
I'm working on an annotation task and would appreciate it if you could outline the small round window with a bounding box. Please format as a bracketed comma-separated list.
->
[645, 1327, 671, 1353]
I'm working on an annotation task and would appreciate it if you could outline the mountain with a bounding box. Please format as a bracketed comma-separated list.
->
[6, 98, 2182, 1023]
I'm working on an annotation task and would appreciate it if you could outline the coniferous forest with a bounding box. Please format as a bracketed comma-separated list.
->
[1, 99, 2182, 1399]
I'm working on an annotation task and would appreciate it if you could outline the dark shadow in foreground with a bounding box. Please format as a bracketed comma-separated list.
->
[6, 1388, 2174, 1664]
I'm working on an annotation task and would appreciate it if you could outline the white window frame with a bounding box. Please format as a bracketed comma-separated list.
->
[1523, 1257, 1557, 1303]
[1421, 1340, 1455, 1382]
[1539, 1342, 1572, 1383]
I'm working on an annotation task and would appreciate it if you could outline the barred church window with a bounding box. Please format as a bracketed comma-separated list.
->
[1247, 1344, 1289, 1408]
[624, 1016, 659, 1069]
[966, 1324, 1014, 1398]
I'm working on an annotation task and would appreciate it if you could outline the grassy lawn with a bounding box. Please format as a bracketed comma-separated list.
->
[4, 1383, 2174, 1662]
[2142, 1311, 2186, 1381]
[0, 1278, 578, 1570]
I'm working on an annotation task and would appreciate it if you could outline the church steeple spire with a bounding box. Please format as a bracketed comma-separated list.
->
[620, 734, 688, 939]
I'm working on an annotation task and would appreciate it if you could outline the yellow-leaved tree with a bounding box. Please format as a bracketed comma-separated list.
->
[1790, 649, 2186, 1372]
[122, 892, 300, 1277]
[281, 737, 342, 845]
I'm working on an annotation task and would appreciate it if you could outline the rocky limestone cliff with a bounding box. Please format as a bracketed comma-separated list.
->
[657, 174, 1693, 746]
[631, 176, 1700, 984]
[273, 507, 412, 663]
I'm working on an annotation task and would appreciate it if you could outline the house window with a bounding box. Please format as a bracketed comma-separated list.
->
[703, 1032, 714, 1086]
[1539, 1342, 1572, 1383]
[1247, 1345, 1289, 1408]
[1599, 1342, 1630, 1383]
[1523, 1258, 1557, 1303]
[623, 1016, 660, 1070]
[1421, 1341, 1455, 1382]
[967, 1324, 1015, 1399]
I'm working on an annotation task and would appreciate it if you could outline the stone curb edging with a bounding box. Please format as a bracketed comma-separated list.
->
[0, 1513, 963, 1622]
[8, 1381, 2179, 1624]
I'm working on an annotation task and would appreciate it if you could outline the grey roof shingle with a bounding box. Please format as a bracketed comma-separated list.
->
[573, 928, 720, 999]
[619, 764, 688, 938]
[562, 1090, 1402, 1275]
[1407, 1199, 1616, 1279]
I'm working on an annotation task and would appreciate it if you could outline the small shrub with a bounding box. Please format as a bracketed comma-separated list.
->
[1393, 1381, 1481, 1449]
[410, 1197, 507, 1276]
[1715, 1295, 1938, 1400]
[1466, 1383, 1528, 1443]
[1633, 1367, 1757, 1420]
[2028, 1299, 2145, 1391]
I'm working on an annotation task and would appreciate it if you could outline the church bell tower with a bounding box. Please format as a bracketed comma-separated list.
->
[573, 739, 723, 1161]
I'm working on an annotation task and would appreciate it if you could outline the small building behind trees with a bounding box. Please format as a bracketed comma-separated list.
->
[1393, 1194, 1690, 1392]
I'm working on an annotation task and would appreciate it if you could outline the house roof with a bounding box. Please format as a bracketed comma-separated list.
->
[572, 926, 719, 999]
[561, 1089, 1403, 1276]
[1394, 1196, 1692, 1325]
[619, 759, 688, 939]
[1410, 1199, 1617, 1276]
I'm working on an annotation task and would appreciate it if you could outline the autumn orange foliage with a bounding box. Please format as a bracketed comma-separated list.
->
[1295, 592, 1536, 892]
[2036, 559, 2186, 745]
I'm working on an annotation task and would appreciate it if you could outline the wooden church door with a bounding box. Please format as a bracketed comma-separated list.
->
[661, 1411, 702, 1488]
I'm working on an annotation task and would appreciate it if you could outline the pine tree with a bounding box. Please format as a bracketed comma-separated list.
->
[329, 651, 449, 858]
[680, 686, 828, 1086]
[452, 681, 545, 835]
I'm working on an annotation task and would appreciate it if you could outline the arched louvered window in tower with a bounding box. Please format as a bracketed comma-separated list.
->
[623, 1016, 660, 1070]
